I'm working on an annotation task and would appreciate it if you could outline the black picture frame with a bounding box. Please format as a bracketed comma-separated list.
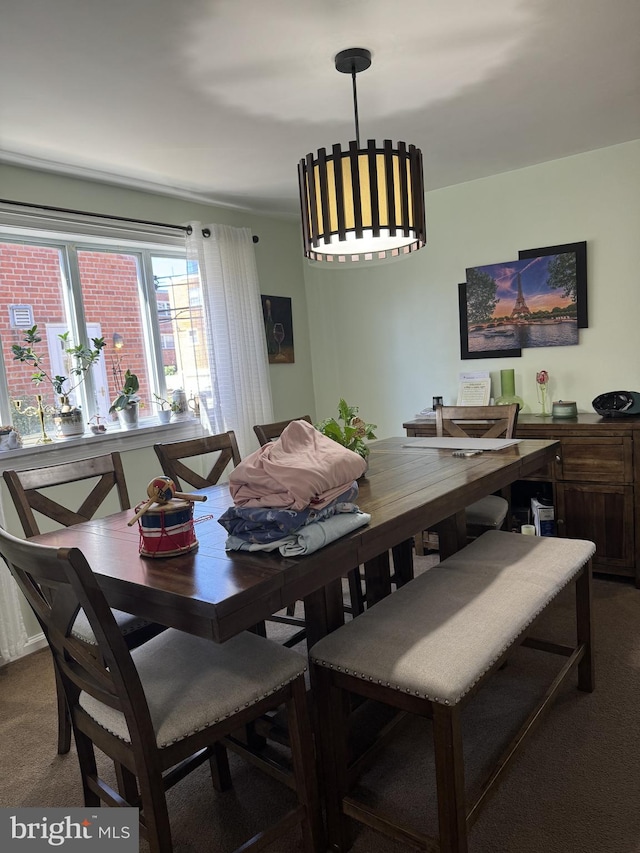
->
[458, 282, 522, 360]
[518, 240, 587, 328]
[261, 294, 295, 364]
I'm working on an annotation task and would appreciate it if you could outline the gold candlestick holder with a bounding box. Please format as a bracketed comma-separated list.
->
[35, 395, 53, 443]
[12, 396, 53, 444]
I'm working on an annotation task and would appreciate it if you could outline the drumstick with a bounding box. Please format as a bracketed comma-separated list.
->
[127, 498, 157, 526]
[174, 491, 207, 502]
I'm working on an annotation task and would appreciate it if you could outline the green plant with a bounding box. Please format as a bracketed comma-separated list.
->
[110, 370, 140, 412]
[315, 399, 377, 458]
[12, 325, 106, 397]
[153, 393, 180, 413]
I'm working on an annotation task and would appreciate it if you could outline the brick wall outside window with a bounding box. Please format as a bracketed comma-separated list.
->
[0, 243, 163, 410]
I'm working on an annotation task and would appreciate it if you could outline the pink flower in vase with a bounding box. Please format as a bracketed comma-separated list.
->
[536, 370, 550, 416]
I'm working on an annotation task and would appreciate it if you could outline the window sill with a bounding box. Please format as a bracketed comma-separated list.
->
[0, 419, 207, 473]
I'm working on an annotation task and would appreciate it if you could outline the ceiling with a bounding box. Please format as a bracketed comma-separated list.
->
[1, 0, 639, 218]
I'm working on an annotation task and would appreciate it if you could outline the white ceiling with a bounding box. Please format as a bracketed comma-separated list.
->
[1, 0, 639, 217]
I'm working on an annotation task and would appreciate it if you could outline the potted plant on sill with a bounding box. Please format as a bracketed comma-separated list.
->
[12, 325, 105, 439]
[110, 370, 141, 430]
[315, 399, 377, 462]
[153, 393, 180, 425]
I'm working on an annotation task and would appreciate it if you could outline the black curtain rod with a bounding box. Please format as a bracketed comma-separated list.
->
[0, 198, 259, 243]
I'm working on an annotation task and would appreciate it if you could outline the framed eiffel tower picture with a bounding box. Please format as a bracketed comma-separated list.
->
[459, 242, 586, 359]
[518, 241, 587, 328]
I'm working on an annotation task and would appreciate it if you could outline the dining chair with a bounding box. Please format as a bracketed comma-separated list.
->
[153, 430, 241, 492]
[0, 526, 322, 853]
[3, 452, 165, 755]
[253, 414, 312, 447]
[436, 402, 519, 537]
[412, 404, 520, 556]
[154, 429, 279, 653]
[252, 416, 365, 647]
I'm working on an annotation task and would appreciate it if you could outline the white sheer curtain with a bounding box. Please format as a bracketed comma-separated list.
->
[0, 499, 28, 663]
[186, 223, 274, 458]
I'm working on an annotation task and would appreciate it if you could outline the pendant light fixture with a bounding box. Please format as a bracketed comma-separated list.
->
[298, 48, 426, 265]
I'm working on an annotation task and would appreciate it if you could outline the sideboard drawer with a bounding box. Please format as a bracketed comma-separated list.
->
[557, 437, 632, 484]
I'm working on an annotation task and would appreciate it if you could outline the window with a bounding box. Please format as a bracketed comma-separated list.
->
[0, 233, 208, 443]
[151, 257, 208, 405]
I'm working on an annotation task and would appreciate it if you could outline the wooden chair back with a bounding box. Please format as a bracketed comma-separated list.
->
[3, 453, 130, 538]
[0, 528, 147, 736]
[435, 404, 519, 440]
[253, 415, 313, 447]
[153, 431, 241, 491]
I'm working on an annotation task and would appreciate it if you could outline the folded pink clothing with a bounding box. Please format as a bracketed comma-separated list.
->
[229, 419, 367, 510]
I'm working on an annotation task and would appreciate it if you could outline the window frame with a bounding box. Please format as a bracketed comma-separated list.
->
[0, 227, 192, 434]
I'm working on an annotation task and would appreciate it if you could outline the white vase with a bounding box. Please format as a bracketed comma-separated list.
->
[157, 409, 171, 424]
[54, 396, 85, 439]
[117, 402, 139, 430]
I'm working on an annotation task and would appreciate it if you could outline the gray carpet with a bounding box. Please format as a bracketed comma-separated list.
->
[1, 566, 639, 853]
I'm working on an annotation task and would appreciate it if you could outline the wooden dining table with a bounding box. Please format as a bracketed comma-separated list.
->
[31, 436, 559, 648]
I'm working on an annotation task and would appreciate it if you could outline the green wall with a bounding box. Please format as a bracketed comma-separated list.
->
[304, 140, 640, 437]
[10, 140, 637, 444]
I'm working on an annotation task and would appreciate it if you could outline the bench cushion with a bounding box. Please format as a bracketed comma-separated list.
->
[310, 530, 595, 706]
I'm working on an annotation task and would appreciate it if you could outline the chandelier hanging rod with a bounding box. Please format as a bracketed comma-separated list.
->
[335, 47, 372, 147]
[351, 67, 360, 146]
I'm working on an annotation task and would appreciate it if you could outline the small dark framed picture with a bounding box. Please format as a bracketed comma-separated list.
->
[261, 295, 295, 364]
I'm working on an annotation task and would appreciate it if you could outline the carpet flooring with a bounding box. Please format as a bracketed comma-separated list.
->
[1, 565, 639, 852]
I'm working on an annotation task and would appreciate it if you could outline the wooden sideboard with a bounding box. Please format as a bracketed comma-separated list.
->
[404, 413, 640, 585]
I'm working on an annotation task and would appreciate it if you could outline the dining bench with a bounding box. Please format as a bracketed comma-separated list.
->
[310, 529, 595, 853]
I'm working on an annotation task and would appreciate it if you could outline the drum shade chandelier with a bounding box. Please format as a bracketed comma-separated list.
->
[298, 48, 426, 265]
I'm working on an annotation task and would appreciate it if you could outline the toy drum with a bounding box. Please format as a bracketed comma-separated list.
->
[137, 498, 198, 557]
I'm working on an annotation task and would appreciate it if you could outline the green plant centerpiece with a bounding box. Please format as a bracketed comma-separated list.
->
[12, 325, 105, 439]
[315, 399, 377, 459]
[110, 370, 140, 429]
